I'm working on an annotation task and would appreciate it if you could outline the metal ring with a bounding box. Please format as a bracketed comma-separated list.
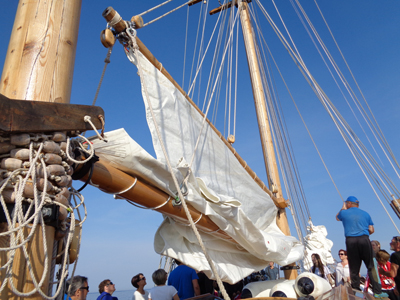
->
[113, 177, 138, 195]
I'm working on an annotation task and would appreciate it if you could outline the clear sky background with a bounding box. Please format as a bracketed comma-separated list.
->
[1, 0, 400, 294]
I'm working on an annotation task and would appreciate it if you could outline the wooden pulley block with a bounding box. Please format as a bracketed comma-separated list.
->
[52, 132, 67, 142]
[100, 28, 115, 48]
[58, 187, 70, 200]
[131, 15, 144, 29]
[227, 135, 235, 144]
[42, 140, 61, 154]
[43, 153, 63, 165]
[2, 189, 15, 203]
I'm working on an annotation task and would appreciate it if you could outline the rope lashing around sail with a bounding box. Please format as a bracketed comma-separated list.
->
[125, 27, 231, 300]
[0, 127, 92, 298]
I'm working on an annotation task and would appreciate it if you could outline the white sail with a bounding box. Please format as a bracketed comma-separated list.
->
[91, 49, 304, 283]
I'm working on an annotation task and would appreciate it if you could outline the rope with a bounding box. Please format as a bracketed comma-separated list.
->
[128, 31, 231, 300]
[92, 46, 113, 106]
[138, 0, 175, 17]
[143, 1, 193, 28]
[0, 135, 87, 299]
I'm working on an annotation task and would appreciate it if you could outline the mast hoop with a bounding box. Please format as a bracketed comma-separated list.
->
[113, 177, 138, 195]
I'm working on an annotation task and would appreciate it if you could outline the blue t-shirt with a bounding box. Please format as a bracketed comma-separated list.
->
[167, 265, 199, 300]
[96, 292, 118, 300]
[337, 207, 373, 237]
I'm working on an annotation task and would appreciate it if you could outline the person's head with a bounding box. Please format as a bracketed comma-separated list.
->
[376, 250, 390, 264]
[338, 249, 347, 261]
[311, 253, 323, 267]
[390, 236, 400, 251]
[152, 269, 168, 286]
[99, 279, 116, 295]
[131, 273, 147, 289]
[371, 240, 381, 253]
[269, 261, 274, 267]
[67, 276, 89, 300]
[345, 196, 359, 208]
[174, 259, 182, 266]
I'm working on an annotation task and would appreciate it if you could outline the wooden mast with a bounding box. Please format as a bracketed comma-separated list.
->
[237, 0, 297, 279]
[0, 0, 82, 298]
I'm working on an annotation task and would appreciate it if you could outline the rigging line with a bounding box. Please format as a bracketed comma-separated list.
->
[188, 5, 226, 98]
[131, 41, 231, 300]
[143, 1, 192, 28]
[188, 2, 205, 100]
[234, 17, 238, 138]
[188, 9, 240, 169]
[201, 6, 231, 112]
[182, 5, 190, 88]
[195, 0, 210, 109]
[253, 3, 346, 205]
[291, 0, 387, 169]
[138, 0, 175, 16]
[92, 46, 113, 106]
[294, 0, 400, 181]
[250, 5, 311, 224]
[312, 0, 397, 164]
[257, 0, 399, 199]
[341, 136, 400, 233]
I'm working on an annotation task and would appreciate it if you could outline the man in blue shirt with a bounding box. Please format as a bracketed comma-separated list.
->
[168, 260, 200, 300]
[336, 196, 387, 298]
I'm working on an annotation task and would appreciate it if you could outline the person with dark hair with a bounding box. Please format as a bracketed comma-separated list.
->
[379, 237, 400, 299]
[310, 253, 332, 282]
[67, 275, 89, 300]
[97, 279, 118, 300]
[148, 269, 179, 300]
[131, 273, 149, 300]
[335, 249, 350, 286]
[336, 196, 387, 298]
[167, 260, 200, 300]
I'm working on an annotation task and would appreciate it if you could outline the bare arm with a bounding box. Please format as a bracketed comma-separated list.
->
[192, 279, 201, 296]
[379, 262, 398, 278]
[368, 225, 374, 235]
[173, 294, 180, 300]
[336, 203, 347, 221]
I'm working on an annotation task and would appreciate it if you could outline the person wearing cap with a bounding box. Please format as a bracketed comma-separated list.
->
[336, 196, 387, 298]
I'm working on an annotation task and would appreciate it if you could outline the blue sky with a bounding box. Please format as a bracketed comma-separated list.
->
[1, 0, 400, 293]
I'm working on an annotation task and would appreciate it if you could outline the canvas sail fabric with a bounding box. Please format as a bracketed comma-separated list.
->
[92, 49, 304, 283]
[303, 220, 334, 271]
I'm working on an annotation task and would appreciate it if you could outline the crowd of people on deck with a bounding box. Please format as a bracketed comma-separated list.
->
[64, 195, 400, 300]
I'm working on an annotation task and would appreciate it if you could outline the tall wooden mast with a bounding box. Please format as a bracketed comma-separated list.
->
[0, 0, 82, 298]
[237, 0, 297, 279]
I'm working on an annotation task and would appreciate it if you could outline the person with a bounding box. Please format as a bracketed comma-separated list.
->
[265, 262, 279, 280]
[310, 253, 332, 283]
[335, 249, 350, 286]
[197, 271, 214, 295]
[379, 236, 400, 299]
[336, 196, 387, 297]
[367, 250, 396, 300]
[131, 273, 149, 300]
[167, 260, 200, 300]
[149, 269, 180, 300]
[372, 240, 381, 257]
[97, 279, 118, 300]
[67, 276, 89, 300]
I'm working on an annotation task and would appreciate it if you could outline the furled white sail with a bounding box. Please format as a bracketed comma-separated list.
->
[91, 49, 304, 283]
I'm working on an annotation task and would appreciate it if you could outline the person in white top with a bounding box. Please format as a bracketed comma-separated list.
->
[148, 269, 179, 300]
[132, 273, 149, 300]
[310, 253, 333, 283]
[335, 249, 350, 286]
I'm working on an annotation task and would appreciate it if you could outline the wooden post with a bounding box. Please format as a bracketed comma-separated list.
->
[0, 0, 82, 298]
[238, 0, 297, 279]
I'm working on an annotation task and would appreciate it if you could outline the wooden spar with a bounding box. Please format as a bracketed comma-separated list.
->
[102, 7, 287, 209]
[238, 1, 297, 279]
[0, 0, 82, 299]
[77, 159, 237, 243]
